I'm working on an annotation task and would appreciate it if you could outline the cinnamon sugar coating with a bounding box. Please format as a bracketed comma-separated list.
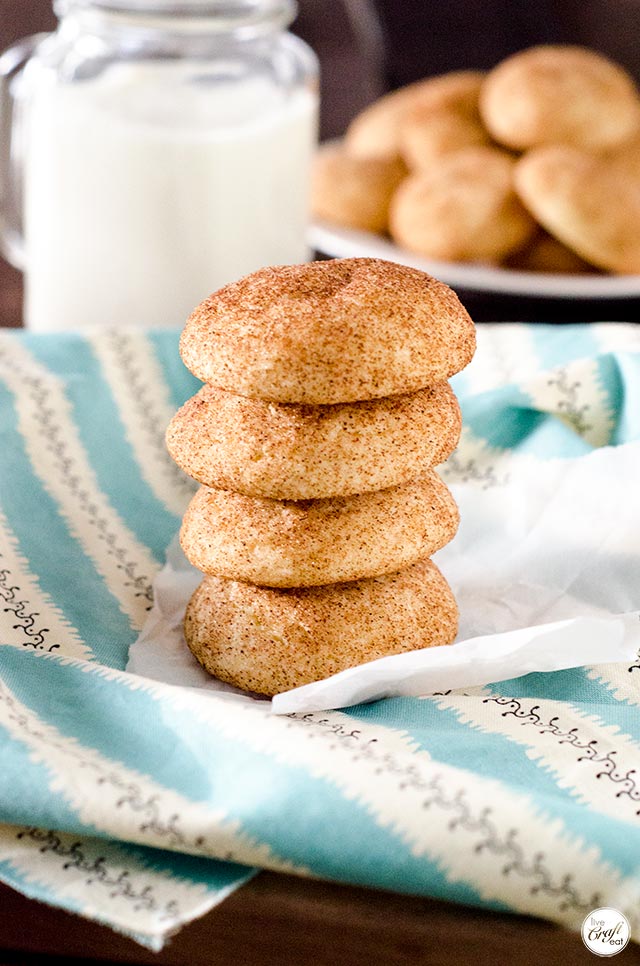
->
[515, 146, 640, 273]
[344, 70, 487, 162]
[179, 258, 475, 404]
[311, 144, 406, 233]
[399, 72, 491, 171]
[171, 257, 475, 695]
[480, 45, 640, 153]
[184, 558, 458, 696]
[166, 382, 461, 500]
[180, 471, 459, 587]
[390, 147, 536, 264]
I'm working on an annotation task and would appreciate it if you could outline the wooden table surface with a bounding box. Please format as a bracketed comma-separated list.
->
[2, 255, 640, 964]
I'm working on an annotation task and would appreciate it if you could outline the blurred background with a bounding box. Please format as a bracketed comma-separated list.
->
[2, 0, 640, 140]
[299, 0, 640, 139]
[2, 0, 640, 325]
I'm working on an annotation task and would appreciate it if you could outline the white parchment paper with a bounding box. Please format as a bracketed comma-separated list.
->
[127, 441, 640, 713]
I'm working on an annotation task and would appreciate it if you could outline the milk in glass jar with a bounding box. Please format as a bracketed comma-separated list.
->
[0, 1, 319, 329]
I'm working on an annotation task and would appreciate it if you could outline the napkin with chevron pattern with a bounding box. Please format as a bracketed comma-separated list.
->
[1, 322, 639, 949]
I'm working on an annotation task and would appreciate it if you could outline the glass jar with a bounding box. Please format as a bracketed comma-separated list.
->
[0, 0, 319, 330]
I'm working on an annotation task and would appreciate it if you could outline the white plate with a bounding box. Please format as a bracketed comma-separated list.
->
[309, 221, 640, 299]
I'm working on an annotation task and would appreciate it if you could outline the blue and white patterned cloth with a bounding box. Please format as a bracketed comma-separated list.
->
[0, 322, 639, 949]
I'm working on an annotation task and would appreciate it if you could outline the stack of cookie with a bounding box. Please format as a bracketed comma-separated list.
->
[166, 258, 475, 696]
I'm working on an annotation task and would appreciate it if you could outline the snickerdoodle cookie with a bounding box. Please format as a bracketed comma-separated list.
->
[504, 229, 593, 274]
[606, 132, 640, 183]
[311, 143, 406, 233]
[180, 471, 459, 587]
[184, 558, 458, 695]
[166, 382, 461, 500]
[480, 45, 640, 153]
[344, 72, 484, 160]
[514, 146, 640, 274]
[399, 71, 491, 170]
[180, 258, 476, 404]
[390, 147, 536, 263]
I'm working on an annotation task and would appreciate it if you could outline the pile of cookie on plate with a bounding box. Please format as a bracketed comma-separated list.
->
[312, 45, 640, 274]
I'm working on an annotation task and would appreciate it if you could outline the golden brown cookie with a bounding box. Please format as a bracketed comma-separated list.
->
[344, 71, 487, 161]
[166, 382, 461, 500]
[503, 230, 594, 274]
[514, 146, 640, 274]
[480, 45, 640, 152]
[184, 558, 458, 695]
[389, 147, 536, 263]
[311, 142, 406, 233]
[606, 132, 640, 183]
[180, 472, 459, 587]
[399, 72, 491, 171]
[180, 258, 476, 404]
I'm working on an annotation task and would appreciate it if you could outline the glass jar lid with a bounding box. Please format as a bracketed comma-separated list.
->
[55, 0, 296, 29]
[60, 0, 293, 12]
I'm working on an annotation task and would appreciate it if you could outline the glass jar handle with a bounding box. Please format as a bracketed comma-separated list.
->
[0, 33, 48, 270]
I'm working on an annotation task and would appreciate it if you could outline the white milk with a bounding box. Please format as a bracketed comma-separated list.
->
[23, 62, 318, 330]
